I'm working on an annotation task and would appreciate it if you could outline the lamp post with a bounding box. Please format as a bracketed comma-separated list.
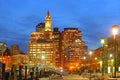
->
[94, 57, 98, 73]
[100, 37, 105, 76]
[109, 54, 113, 77]
[89, 51, 92, 80]
[83, 56, 86, 72]
[112, 25, 119, 78]
[41, 55, 45, 77]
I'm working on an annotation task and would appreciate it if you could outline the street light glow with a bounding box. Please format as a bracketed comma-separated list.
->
[83, 56, 86, 60]
[95, 57, 98, 60]
[112, 25, 119, 36]
[89, 51, 92, 55]
[41, 55, 45, 59]
[111, 25, 119, 78]
[100, 37, 105, 45]
[110, 54, 113, 58]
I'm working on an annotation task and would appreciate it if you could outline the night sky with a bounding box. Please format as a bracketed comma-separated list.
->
[0, 0, 120, 53]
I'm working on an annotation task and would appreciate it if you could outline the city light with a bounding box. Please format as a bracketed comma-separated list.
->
[100, 37, 105, 76]
[89, 51, 92, 55]
[94, 57, 98, 60]
[89, 50, 93, 80]
[83, 56, 86, 60]
[41, 55, 45, 60]
[112, 25, 119, 37]
[100, 37, 105, 45]
[110, 54, 113, 58]
[112, 25, 119, 78]
[0, 0, 120, 79]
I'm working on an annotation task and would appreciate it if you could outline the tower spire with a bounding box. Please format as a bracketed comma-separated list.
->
[45, 11, 52, 31]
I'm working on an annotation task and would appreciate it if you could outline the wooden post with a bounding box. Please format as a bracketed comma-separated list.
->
[19, 65, 22, 80]
[24, 66, 27, 80]
[2, 63, 5, 80]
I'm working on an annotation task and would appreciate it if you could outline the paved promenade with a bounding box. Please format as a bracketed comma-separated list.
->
[40, 74, 89, 80]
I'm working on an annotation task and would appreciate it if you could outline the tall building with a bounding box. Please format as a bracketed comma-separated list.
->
[0, 42, 12, 70]
[61, 28, 87, 70]
[0, 42, 6, 55]
[53, 28, 61, 67]
[105, 35, 120, 73]
[28, 11, 87, 69]
[10, 45, 21, 55]
[28, 11, 56, 67]
[94, 35, 120, 74]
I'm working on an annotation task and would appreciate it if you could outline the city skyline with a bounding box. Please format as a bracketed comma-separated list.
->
[0, 0, 120, 52]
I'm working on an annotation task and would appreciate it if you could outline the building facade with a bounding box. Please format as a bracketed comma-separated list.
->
[53, 28, 61, 67]
[10, 45, 21, 55]
[28, 11, 56, 67]
[95, 35, 120, 74]
[0, 42, 6, 55]
[0, 42, 12, 70]
[28, 11, 87, 69]
[104, 35, 120, 73]
[61, 28, 87, 70]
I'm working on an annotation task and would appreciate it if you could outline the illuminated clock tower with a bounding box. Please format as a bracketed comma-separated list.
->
[44, 11, 52, 39]
[28, 11, 55, 66]
[45, 11, 52, 31]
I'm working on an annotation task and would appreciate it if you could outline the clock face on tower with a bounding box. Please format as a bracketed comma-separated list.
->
[45, 22, 51, 31]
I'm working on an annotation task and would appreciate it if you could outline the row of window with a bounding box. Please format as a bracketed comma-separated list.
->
[29, 44, 53, 46]
[29, 46, 53, 49]
[28, 51, 54, 53]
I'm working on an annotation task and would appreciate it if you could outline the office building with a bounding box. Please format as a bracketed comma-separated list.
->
[61, 28, 87, 69]
[28, 11, 56, 67]
[28, 11, 87, 69]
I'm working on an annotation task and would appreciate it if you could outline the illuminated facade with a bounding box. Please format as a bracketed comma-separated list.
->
[53, 28, 61, 67]
[28, 12, 87, 69]
[28, 11, 56, 66]
[12, 54, 29, 66]
[89, 35, 120, 74]
[105, 35, 120, 73]
[61, 28, 87, 69]
[0, 42, 28, 69]
[10, 45, 21, 55]
[0, 42, 6, 55]
[10, 45, 28, 66]
[0, 42, 12, 70]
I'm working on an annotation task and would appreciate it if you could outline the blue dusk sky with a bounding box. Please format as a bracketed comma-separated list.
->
[0, 0, 120, 53]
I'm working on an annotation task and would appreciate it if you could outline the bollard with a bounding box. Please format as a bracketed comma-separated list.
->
[11, 65, 14, 80]
[32, 67, 34, 72]
[30, 72, 34, 80]
[24, 66, 27, 80]
[39, 70, 42, 78]
[11, 65, 17, 80]
[2, 63, 5, 80]
[36, 67, 39, 79]
[36, 72, 39, 79]
[14, 65, 17, 80]
[5, 72, 10, 80]
[19, 65, 22, 80]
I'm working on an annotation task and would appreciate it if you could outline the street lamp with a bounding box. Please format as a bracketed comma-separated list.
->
[109, 54, 113, 76]
[89, 50, 93, 80]
[100, 37, 105, 76]
[83, 56, 86, 72]
[112, 25, 119, 78]
[110, 54, 113, 58]
[89, 51, 93, 69]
